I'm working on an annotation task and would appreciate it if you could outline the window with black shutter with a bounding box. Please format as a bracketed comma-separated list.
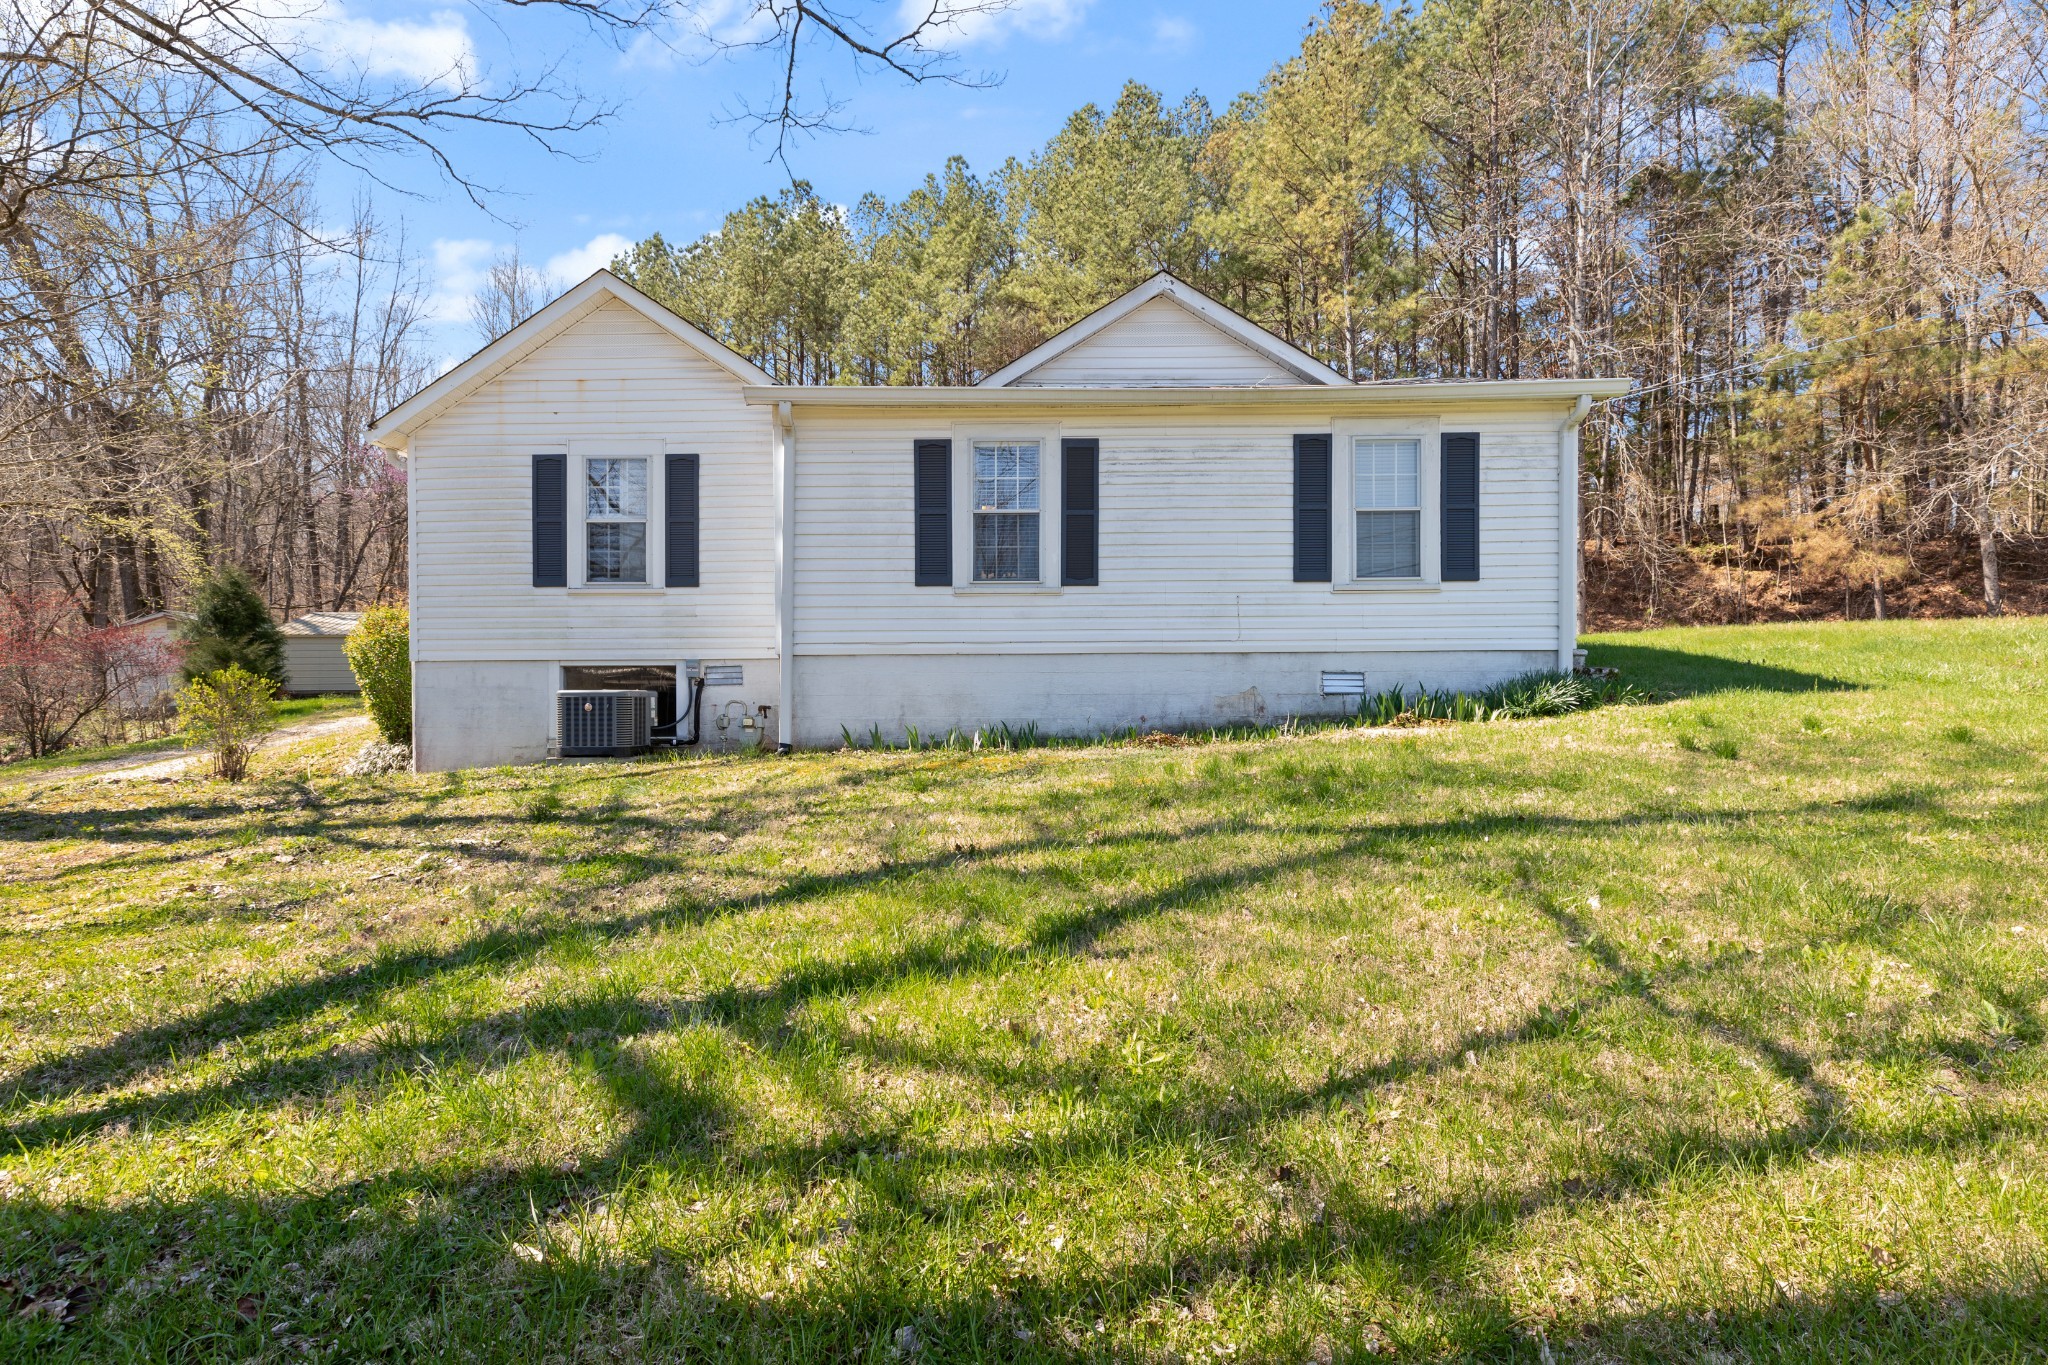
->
[1293, 434, 1332, 583]
[1440, 432, 1480, 582]
[665, 452, 699, 587]
[532, 454, 567, 587]
[1061, 438, 1098, 586]
[913, 439, 952, 586]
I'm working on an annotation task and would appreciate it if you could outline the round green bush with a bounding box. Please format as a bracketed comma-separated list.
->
[177, 565, 286, 686]
[345, 605, 411, 745]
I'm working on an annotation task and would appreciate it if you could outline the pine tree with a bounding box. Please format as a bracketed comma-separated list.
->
[178, 566, 287, 687]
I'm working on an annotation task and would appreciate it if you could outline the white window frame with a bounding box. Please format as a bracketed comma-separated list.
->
[572, 445, 661, 590]
[951, 424, 1062, 594]
[1332, 416, 1441, 591]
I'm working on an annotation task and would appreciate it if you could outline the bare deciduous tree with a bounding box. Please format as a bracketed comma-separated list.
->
[469, 246, 550, 344]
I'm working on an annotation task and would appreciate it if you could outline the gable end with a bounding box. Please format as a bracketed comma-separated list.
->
[980, 273, 1348, 389]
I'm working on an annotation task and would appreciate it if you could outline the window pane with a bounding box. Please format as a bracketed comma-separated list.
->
[1354, 439, 1419, 511]
[1357, 510, 1420, 577]
[973, 442, 1040, 512]
[973, 512, 1040, 581]
[587, 521, 647, 582]
[586, 458, 648, 518]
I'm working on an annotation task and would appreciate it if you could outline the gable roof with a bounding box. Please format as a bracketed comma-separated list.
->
[367, 270, 774, 453]
[979, 272, 1350, 388]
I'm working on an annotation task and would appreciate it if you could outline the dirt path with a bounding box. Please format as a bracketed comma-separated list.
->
[6, 714, 373, 785]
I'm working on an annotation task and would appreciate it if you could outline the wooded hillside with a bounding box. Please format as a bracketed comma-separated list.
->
[614, 0, 2048, 624]
[4, 0, 2043, 628]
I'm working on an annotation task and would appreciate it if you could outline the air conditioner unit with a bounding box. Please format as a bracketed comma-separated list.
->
[556, 690, 655, 757]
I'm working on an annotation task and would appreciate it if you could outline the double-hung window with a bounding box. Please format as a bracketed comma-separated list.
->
[973, 440, 1041, 582]
[1354, 438, 1421, 578]
[585, 457, 649, 583]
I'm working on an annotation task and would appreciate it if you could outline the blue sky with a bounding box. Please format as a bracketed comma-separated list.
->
[318, 1, 1320, 363]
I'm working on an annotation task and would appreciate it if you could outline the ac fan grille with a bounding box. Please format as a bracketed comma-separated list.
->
[557, 691, 653, 755]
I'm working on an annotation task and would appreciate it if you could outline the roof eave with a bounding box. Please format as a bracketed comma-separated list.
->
[743, 379, 1633, 407]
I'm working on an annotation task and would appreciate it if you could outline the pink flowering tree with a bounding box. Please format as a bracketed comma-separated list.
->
[0, 594, 178, 758]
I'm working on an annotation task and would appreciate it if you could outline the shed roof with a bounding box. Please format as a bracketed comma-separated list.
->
[280, 612, 363, 638]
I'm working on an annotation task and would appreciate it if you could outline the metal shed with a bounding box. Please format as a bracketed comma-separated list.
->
[279, 612, 363, 695]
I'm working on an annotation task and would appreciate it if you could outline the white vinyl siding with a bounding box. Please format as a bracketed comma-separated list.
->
[406, 297, 777, 663]
[793, 405, 1562, 655]
[1354, 438, 1421, 578]
[280, 635, 359, 694]
[1007, 297, 1303, 387]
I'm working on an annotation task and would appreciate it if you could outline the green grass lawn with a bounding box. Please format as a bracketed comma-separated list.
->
[0, 621, 2042, 1362]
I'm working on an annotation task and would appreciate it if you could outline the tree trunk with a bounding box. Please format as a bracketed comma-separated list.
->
[1979, 524, 2002, 617]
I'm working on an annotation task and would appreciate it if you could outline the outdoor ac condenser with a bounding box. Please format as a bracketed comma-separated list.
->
[555, 690, 655, 757]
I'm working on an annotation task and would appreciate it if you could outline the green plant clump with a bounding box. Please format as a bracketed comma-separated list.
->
[344, 605, 412, 745]
[175, 664, 277, 781]
[175, 565, 286, 686]
[1360, 671, 1647, 727]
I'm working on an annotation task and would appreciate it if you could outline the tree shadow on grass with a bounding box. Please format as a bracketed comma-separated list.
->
[1584, 641, 1860, 698]
[0, 1023, 2036, 1364]
[2, 980, 2036, 1360]
[1541, 1283, 2047, 1363]
[5, 754, 2041, 1358]
[6, 779, 1999, 1149]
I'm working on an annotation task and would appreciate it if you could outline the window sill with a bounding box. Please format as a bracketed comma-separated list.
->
[953, 582, 1062, 596]
[568, 583, 664, 593]
[1332, 579, 1442, 593]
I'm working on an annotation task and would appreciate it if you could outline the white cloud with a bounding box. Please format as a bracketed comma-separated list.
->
[423, 232, 633, 337]
[544, 233, 634, 286]
[620, 0, 780, 70]
[903, 0, 1093, 48]
[1151, 15, 1196, 55]
[288, 1, 476, 89]
[426, 237, 497, 325]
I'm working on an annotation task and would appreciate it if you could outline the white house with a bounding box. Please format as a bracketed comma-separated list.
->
[370, 270, 1627, 771]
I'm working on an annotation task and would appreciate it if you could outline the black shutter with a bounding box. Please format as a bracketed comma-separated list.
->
[913, 439, 952, 586]
[1292, 434, 1332, 583]
[1441, 432, 1480, 582]
[1061, 438, 1099, 586]
[665, 452, 700, 587]
[532, 454, 567, 587]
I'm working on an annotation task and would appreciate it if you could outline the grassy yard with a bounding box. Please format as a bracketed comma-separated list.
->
[0, 694, 363, 780]
[0, 621, 2043, 1362]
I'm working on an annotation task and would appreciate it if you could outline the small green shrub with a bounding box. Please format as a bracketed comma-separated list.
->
[1708, 737, 1741, 760]
[1800, 715, 1826, 733]
[176, 565, 285, 686]
[176, 665, 278, 781]
[344, 605, 411, 744]
[1943, 724, 1975, 744]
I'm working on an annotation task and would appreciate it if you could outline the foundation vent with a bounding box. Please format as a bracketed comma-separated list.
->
[1319, 670, 1367, 697]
